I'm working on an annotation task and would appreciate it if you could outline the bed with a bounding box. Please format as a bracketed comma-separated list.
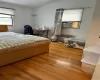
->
[0, 25, 50, 66]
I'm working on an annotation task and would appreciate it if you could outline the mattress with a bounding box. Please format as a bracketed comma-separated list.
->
[0, 32, 50, 52]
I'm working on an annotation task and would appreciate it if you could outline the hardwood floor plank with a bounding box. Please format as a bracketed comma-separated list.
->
[13, 62, 59, 80]
[30, 56, 90, 80]
[0, 42, 92, 80]
[0, 73, 8, 80]
[0, 65, 40, 80]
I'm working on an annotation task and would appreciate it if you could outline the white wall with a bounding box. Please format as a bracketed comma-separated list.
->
[85, 0, 100, 47]
[85, 0, 100, 79]
[33, 0, 96, 40]
[0, 2, 33, 33]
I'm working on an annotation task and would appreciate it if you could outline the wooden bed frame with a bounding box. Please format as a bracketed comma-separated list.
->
[0, 25, 8, 32]
[0, 25, 50, 66]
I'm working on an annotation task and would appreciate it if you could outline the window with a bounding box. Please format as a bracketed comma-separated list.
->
[0, 8, 14, 26]
[62, 9, 83, 28]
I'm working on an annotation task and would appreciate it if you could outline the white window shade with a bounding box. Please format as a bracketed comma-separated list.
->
[0, 8, 14, 15]
[62, 9, 83, 22]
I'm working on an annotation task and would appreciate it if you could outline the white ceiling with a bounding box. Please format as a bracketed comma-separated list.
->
[0, 0, 54, 8]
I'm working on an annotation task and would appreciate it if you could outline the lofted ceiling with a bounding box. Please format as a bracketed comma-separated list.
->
[0, 0, 55, 8]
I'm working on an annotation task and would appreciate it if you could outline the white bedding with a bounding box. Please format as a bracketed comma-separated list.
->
[0, 32, 49, 50]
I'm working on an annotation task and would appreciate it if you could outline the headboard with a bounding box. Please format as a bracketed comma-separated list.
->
[0, 25, 8, 32]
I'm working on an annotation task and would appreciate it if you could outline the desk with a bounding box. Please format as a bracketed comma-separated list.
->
[33, 29, 50, 38]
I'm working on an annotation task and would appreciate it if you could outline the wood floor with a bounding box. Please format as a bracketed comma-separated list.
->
[0, 42, 92, 80]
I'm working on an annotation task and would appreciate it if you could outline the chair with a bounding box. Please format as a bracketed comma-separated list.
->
[24, 25, 33, 35]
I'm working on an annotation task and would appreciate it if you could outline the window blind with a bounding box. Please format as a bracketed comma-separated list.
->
[62, 9, 83, 22]
[0, 8, 14, 15]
